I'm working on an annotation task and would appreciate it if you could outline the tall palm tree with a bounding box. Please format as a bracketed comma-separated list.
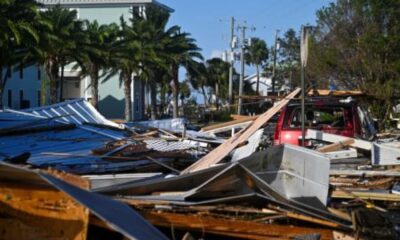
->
[167, 32, 203, 118]
[206, 58, 230, 110]
[186, 61, 209, 107]
[74, 21, 117, 109]
[0, 0, 40, 108]
[129, 7, 169, 120]
[108, 17, 142, 121]
[245, 37, 269, 95]
[32, 6, 81, 104]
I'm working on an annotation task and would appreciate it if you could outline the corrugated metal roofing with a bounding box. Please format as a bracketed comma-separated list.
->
[14, 98, 122, 128]
[0, 103, 133, 174]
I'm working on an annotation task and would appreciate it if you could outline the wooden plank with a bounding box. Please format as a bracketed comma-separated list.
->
[183, 88, 301, 174]
[0, 181, 89, 240]
[317, 139, 355, 153]
[331, 190, 400, 202]
[200, 117, 257, 133]
[140, 211, 334, 240]
[230, 114, 260, 121]
[308, 89, 364, 97]
[306, 129, 372, 151]
[330, 169, 400, 177]
[44, 169, 90, 189]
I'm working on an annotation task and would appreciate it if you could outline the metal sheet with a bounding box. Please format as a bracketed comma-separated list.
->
[17, 98, 122, 128]
[372, 142, 400, 165]
[231, 129, 263, 161]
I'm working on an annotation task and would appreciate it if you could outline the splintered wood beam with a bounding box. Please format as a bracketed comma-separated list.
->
[332, 190, 400, 202]
[316, 139, 355, 153]
[201, 116, 258, 132]
[44, 168, 90, 189]
[0, 181, 89, 240]
[140, 211, 334, 240]
[183, 88, 301, 174]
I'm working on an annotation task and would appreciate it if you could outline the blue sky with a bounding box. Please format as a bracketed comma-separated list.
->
[162, 0, 333, 64]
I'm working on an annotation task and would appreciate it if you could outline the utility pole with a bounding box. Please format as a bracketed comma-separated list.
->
[228, 17, 235, 104]
[237, 24, 247, 115]
[300, 25, 310, 147]
[271, 30, 279, 95]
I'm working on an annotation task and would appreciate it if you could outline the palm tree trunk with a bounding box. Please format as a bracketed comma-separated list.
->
[45, 58, 59, 104]
[256, 64, 260, 95]
[171, 64, 179, 118]
[215, 82, 219, 110]
[150, 83, 157, 120]
[0, 68, 7, 109]
[123, 71, 133, 122]
[90, 67, 99, 109]
[160, 83, 166, 115]
[201, 85, 208, 107]
[59, 63, 65, 102]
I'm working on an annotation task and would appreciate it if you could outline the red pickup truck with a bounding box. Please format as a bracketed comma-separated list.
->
[273, 97, 376, 145]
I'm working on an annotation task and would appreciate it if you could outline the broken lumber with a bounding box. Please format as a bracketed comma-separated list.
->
[317, 139, 355, 153]
[182, 88, 301, 174]
[140, 211, 335, 240]
[200, 116, 258, 134]
[306, 130, 372, 151]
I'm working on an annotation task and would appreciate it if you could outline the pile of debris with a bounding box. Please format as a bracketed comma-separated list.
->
[2, 90, 400, 239]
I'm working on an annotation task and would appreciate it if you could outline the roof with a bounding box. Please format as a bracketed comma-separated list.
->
[8, 98, 123, 129]
[0, 100, 137, 174]
[37, 0, 174, 11]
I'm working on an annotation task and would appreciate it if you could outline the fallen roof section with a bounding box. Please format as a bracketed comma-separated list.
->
[12, 98, 123, 128]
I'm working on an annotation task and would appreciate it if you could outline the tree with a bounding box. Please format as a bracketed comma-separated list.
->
[308, 0, 400, 125]
[33, 6, 82, 104]
[0, 0, 40, 108]
[186, 62, 209, 107]
[205, 58, 230, 109]
[109, 17, 141, 121]
[75, 21, 117, 109]
[245, 38, 268, 95]
[168, 33, 203, 118]
[277, 29, 301, 89]
[129, 7, 177, 120]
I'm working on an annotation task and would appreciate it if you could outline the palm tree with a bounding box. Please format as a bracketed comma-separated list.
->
[108, 17, 141, 121]
[206, 58, 230, 110]
[0, 0, 40, 108]
[167, 32, 203, 118]
[186, 62, 209, 107]
[32, 6, 81, 104]
[245, 37, 269, 95]
[74, 21, 117, 109]
[129, 7, 170, 120]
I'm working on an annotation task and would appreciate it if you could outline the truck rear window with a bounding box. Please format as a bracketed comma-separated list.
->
[283, 107, 349, 129]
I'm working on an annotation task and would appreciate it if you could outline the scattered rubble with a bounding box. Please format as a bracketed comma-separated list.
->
[2, 91, 400, 239]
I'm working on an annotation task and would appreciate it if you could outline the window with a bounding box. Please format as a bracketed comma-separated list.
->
[284, 107, 348, 129]
[37, 68, 41, 80]
[7, 90, 12, 107]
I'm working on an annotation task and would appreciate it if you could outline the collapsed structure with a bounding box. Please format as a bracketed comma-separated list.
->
[1, 91, 400, 239]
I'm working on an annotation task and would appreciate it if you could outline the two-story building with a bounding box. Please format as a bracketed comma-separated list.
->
[2, 0, 172, 120]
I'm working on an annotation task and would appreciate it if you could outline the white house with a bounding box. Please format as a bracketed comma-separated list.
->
[244, 73, 291, 96]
